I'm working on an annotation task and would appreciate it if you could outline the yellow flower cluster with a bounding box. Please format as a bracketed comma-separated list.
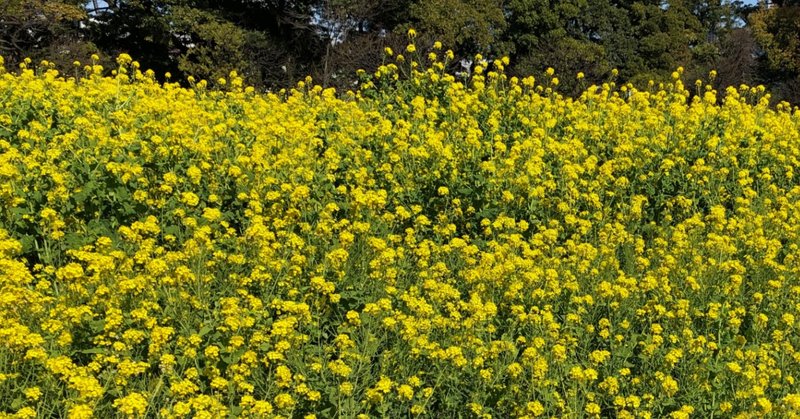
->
[0, 46, 800, 418]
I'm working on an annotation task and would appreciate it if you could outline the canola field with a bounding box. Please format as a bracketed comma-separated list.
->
[1, 47, 800, 419]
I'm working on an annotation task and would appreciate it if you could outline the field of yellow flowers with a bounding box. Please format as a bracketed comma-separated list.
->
[1, 42, 800, 418]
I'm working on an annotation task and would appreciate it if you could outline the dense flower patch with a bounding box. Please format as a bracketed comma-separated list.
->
[1, 46, 800, 418]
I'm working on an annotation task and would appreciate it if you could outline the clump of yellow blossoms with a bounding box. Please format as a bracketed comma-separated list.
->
[0, 43, 800, 418]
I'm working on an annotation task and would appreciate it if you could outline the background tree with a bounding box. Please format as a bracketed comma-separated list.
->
[90, 0, 322, 86]
[0, 0, 96, 68]
[1, 0, 798, 104]
[407, 0, 507, 56]
[749, 0, 800, 103]
[715, 26, 759, 88]
[504, 0, 623, 91]
[311, 0, 411, 88]
[310, 0, 510, 91]
[618, 1, 710, 84]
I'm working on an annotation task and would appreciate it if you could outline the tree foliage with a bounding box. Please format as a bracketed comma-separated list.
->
[0, 0, 798, 103]
[749, 1, 800, 103]
[0, 0, 95, 66]
[409, 0, 507, 55]
[88, 0, 322, 85]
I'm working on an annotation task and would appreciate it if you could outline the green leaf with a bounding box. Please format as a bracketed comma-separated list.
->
[198, 325, 214, 337]
[79, 347, 108, 355]
[11, 397, 25, 410]
[222, 347, 246, 365]
[89, 319, 106, 333]
[19, 235, 36, 254]
[163, 225, 181, 237]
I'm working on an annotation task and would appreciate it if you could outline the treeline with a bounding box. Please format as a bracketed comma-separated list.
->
[2, 0, 799, 103]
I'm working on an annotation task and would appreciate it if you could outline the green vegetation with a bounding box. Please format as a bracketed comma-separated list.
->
[1, 1, 798, 103]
